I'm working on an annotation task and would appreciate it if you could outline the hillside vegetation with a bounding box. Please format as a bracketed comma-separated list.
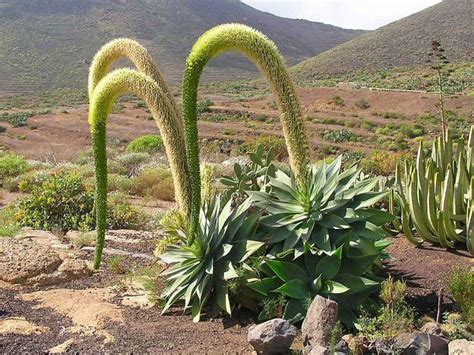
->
[292, 0, 472, 83]
[0, 0, 364, 92]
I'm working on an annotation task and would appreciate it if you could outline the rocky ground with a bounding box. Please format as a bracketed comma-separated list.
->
[1, 227, 472, 353]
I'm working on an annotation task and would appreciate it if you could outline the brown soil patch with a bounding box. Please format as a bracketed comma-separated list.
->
[0, 317, 49, 335]
[21, 288, 123, 331]
[385, 236, 473, 317]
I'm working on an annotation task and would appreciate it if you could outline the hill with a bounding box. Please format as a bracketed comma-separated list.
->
[292, 0, 473, 83]
[0, 0, 364, 92]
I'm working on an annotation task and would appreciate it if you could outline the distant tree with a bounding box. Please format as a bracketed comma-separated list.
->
[427, 40, 450, 141]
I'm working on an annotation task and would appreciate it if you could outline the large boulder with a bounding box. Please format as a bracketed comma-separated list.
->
[448, 339, 474, 355]
[302, 296, 338, 352]
[420, 322, 443, 336]
[248, 318, 297, 354]
[393, 331, 449, 355]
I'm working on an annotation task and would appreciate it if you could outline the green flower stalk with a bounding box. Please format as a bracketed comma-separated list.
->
[182, 24, 310, 238]
[88, 38, 180, 121]
[89, 68, 192, 269]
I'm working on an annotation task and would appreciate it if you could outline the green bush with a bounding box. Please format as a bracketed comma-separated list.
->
[322, 129, 359, 143]
[239, 135, 288, 161]
[126, 135, 164, 154]
[107, 192, 152, 230]
[355, 99, 370, 110]
[447, 267, 474, 328]
[15, 171, 95, 232]
[357, 276, 415, 340]
[0, 153, 29, 184]
[0, 208, 21, 237]
[331, 95, 345, 107]
[131, 167, 175, 201]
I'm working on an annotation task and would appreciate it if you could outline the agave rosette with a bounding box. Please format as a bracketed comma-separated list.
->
[249, 156, 393, 257]
[160, 197, 264, 322]
[248, 244, 382, 324]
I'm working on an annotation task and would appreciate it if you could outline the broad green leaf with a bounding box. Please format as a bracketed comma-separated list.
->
[315, 245, 343, 280]
[276, 279, 311, 299]
[266, 260, 310, 282]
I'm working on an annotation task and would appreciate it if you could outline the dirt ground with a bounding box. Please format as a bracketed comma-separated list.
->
[1, 87, 472, 161]
[1, 234, 471, 353]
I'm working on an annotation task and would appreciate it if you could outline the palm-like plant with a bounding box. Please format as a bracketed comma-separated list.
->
[249, 156, 393, 258]
[160, 198, 264, 322]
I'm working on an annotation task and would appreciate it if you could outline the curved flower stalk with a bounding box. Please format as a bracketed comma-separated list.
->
[89, 68, 192, 269]
[88, 38, 180, 121]
[183, 24, 310, 238]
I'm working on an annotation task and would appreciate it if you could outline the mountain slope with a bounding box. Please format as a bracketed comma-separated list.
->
[292, 0, 472, 82]
[0, 0, 364, 92]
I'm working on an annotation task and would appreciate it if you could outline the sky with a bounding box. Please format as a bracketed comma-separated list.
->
[242, 0, 442, 30]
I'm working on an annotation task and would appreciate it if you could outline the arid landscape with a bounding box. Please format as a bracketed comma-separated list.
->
[0, 0, 473, 354]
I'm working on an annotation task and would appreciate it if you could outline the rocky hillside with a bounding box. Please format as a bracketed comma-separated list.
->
[0, 0, 364, 92]
[292, 0, 473, 82]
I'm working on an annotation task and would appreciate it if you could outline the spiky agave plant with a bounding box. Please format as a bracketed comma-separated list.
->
[182, 24, 310, 239]
[249, 156, 393, 258]
[396, 127, 474, 254]
[88, 39, 192, 269]
[160, 197, 264, 322]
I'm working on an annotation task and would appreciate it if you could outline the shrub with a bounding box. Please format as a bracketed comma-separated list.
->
[15, 171, 95, 232]
[357, 276, 415, 340]
[107, 255, 127, 274]
[0, 208, 21, 237]
[0, 153, 29, 184]
[239, 135, 288, 161]
[107, 173, 133, 193]
[447, 267, 474, 328]
[131, 167, 175, 201]
[107, 192, 152, 230]
[0, 125, 6, 133]
[331, 95, 345, 106]
[126, 135, 164, 154]
[322, 129, 359, 143]
[355, 99, 370, 110]
[114, 152, 150, 176]
[360, 150, 411, 176]
[196, 99, 213, 115]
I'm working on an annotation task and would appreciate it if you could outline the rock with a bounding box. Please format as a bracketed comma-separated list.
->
[247, 318, 297, 354]
[48, 338, 75, 353]
[393, 331, 449, 355]
[348, 336, 369, 355]
[335, 340, 349, 353]
[449, 339, 474, 354]
[421, 322, 443, 336]
[341, 334, 355, 344]
[309, 345, 329, 355]
[0, 238, 62, 284]
[302, 296, 338, 351]
[0, 317, 49, 335]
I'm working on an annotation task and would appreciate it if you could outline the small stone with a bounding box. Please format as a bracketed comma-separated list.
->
[341, 334, 354, 344]
[309, 344, 329, 355]
[421, 322, 443, 336]
[335, 340, 349, 353]
[393, 331, 448, 355]
[248, 318, 297, 354]
[448, 339, 474, 355]
[302, 296, 338, 351]
[48, 338, 75, 353]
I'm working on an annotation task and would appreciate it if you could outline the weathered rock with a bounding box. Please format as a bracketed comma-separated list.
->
[48, 338, 75, 353]
[393, 331, 449, 355]
[335, 339, 349, 353]
[0, 238, 62, 284]
[448, 339, 474, 354]
[421, 322, 443, 336]
[0, 317, 49, 335]
[302, 296, 338, 351]
[309, 344, 329, 355]
[348, 336, 369, 355]
[248, 318, 297, 354]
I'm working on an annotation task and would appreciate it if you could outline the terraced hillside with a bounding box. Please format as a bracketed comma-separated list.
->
[0, 0, 364, 92]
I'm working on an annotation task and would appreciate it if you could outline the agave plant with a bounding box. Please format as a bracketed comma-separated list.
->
[248, 245, 382, 325]
[396, 127, 474, 254]
[249, 156, 393, 258]
[160, 197, 264, 322]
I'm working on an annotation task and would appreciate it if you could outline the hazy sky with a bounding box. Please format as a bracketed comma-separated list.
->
[242, 0, 442, 30]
